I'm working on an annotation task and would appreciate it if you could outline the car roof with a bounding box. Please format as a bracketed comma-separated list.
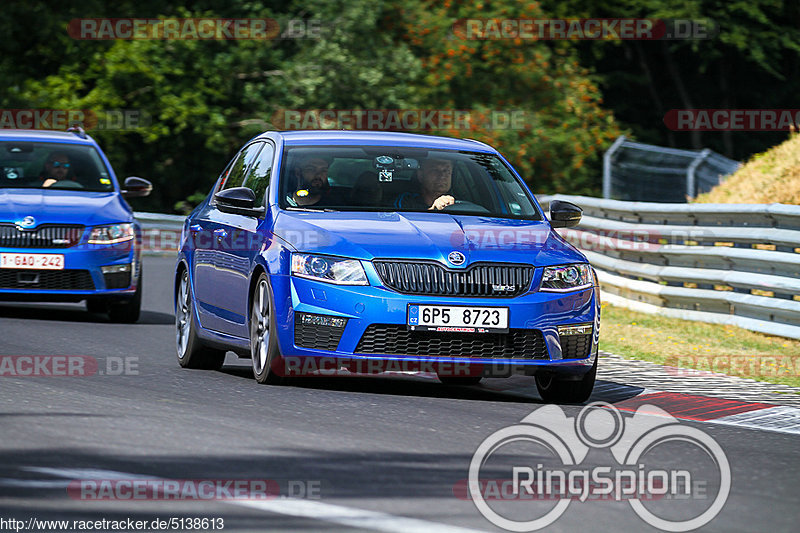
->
[0, 129, 96, 146]
[274, 130, 496, 152]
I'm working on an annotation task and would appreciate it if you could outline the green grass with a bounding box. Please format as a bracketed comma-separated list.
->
[598, 303, 800, 389]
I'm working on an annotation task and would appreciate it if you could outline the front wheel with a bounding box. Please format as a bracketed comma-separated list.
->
[535, 357, 597, 404]
[175, 268, 226, 370]
[250, 273, 284, 385]
[108, 277, 142, 323]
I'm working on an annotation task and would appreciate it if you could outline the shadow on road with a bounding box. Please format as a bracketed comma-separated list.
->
[218, 364, 645, 405]
[0, 304, 173, 325]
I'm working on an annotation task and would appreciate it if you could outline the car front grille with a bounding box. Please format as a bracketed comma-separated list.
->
[560, 334, 592, 358]
[0, 269, 95, 290]
[0, 224, 84, 248]
[355, 324, 548, 359]
[373, 261, 534, 297]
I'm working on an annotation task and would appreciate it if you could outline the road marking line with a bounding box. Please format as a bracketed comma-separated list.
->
[235, 499, 487, 533]
[0, 479, 70, 488]
[19, 468, 488, 533]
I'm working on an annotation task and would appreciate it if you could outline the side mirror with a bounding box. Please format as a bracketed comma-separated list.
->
[121, 177, 152, 198]
[214, 187, 265, 217]
[549, 200, 582, 228]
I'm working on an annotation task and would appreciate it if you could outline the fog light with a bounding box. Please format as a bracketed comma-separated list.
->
[101, 263, 131, 274]
[558, 324, 593, 336]
[298, 313, 347, 329]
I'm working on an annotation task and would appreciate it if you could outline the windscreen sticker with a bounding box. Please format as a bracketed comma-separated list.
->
[3, 167, 21, 179]
[378, 169, 393, 182]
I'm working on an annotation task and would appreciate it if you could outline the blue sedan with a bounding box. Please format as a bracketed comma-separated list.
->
[0, 129, 151, 322]
[175, 131, 599, 403]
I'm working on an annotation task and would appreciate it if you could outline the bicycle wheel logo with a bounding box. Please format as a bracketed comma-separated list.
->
[468, 402, 730, 532]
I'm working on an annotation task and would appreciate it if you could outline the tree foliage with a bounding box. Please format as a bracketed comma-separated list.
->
[2, 0, 796, 211]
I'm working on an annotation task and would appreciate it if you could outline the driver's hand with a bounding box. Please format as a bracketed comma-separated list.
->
[42, 178, 56, 188]
[429, 195, 455, 210]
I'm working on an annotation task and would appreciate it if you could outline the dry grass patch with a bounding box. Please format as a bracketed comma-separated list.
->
[598, 303, 800, 388]
[694, 132, 800, 205]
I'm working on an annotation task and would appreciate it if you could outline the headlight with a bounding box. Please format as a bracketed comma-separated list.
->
[291, 253, 368, 285]
[540, 264, 593, 292]
[88, 223, 135, 244]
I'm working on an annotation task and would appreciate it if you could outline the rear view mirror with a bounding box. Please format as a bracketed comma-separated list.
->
[215, 187, 265, 217]
[121, 176, 152, 198]
[549, 200, 582, 228]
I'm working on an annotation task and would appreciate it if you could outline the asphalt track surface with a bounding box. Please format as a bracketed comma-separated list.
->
[0, 256, 798, 532]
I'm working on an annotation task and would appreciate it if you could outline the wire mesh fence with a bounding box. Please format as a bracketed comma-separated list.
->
[603, 136, 741, 202]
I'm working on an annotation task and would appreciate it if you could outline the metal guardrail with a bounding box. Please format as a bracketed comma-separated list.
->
[136, 202, 800, 339]
[135, 212, 184, 255]
[537, 195, 800, 340]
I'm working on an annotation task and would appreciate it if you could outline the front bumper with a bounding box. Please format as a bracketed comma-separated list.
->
[268, 268, 600, 376]
[0, 242, 139, 301]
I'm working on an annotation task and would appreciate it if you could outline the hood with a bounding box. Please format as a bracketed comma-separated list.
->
[0, 189, 131, 228]
[273, 211, 586, 267]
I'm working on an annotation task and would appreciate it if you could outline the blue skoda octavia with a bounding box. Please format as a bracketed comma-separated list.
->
[0, 129, 152, 322]
[175, 130, 599, 403]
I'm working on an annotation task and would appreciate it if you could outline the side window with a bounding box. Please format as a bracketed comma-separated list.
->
[242, 142, 275, 207]
[221, 142, 264, 192]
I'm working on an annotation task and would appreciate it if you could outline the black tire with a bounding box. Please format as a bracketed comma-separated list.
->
[175, 268, 226, 370]
[250, 273, 284, 385]
[438, 375, 482, 386]
[108, 279, 142, 323]
[535, 356, 597, 404]
[85, 298, 107, 314]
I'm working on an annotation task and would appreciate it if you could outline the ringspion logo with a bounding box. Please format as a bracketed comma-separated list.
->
[467, 402, 730, 531]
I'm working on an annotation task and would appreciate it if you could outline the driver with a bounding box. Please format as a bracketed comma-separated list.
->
[394, 157, 455, 210]
[40, 152, 73, 188]
[288, 156, 341, 206]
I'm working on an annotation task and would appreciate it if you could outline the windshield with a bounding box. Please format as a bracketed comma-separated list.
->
[278, 145, 542, 219]
[0, 141, 114, 192]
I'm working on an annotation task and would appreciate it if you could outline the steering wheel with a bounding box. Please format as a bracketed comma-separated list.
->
[441, 200, 491, 214]
[47, 180, 84, 189]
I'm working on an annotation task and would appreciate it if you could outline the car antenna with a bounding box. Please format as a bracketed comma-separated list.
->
[67, 125, 88, 139]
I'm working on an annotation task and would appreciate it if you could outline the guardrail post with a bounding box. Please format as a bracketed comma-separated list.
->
[686, 148, 711, 200]
[603, 135, 627, 199]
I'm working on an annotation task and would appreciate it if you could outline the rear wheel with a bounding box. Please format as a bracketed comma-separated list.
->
[250, 273, 284, 385]
[535, 357, 597, 404]
[175, 268, 226, 370]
